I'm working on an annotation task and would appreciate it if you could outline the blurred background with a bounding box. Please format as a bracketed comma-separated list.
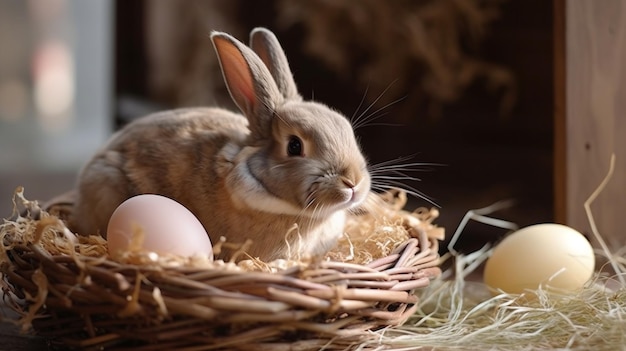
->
[0, 0, 554, 254]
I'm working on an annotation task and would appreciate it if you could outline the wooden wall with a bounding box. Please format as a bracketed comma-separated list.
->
[556, 0, 626, 246]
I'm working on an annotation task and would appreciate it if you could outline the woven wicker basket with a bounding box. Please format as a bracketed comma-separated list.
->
[1, 188, 443, 350]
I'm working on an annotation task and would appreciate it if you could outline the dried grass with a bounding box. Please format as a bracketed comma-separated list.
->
[361, 249, 626, 351]
[354, 154, 626, 351]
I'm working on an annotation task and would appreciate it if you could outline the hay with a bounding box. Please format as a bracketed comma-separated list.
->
[330, 190, 444, 265]
[361, 249, 626, 351]
[354, 154, 626, 351]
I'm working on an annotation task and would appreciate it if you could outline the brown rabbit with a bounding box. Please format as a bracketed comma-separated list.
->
[71, 28, 371, 261]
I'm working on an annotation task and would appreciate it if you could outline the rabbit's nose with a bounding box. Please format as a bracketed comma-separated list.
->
[340, 177, 355, 189]
[340, 177, 357, 202]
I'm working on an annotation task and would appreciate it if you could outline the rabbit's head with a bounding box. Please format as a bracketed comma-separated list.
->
[211, 28, 370, 220]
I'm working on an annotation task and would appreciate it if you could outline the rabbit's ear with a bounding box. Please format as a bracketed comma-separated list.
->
[211, 31, 281, 138]
[250, 28, 301, 101]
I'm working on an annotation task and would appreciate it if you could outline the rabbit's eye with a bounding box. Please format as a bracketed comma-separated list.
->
[287, 135, 304, 157]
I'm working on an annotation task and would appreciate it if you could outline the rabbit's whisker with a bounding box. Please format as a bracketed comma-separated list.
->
[369, 155, 443, 170]
[351, 80, 405, 130]
[371, 181, 438, 208]
[351, 81, 394, 128]
[310, 202, 322, 227]
[372, 175, 421, 182]
[350, 84, 370, 122]
[367, 155, 442, 207]
[352, 96, 406, 130]
[304, 189, 318, 209]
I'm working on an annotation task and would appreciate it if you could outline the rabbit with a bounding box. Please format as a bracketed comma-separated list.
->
[71, 27, 372, 262]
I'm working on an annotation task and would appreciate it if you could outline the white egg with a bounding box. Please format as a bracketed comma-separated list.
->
[483, 223, 595, 294]
[107, 194, 213, 259]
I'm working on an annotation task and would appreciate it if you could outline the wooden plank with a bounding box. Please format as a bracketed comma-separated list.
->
[554, 0, 566, 224]
[565, 0, 626, 246]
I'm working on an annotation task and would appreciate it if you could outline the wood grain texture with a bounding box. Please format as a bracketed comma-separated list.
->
[554, 0, 566, 224]
[565, 0, 626, 245]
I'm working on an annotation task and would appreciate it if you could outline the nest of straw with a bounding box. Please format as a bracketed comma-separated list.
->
[0, 187, 443, 350]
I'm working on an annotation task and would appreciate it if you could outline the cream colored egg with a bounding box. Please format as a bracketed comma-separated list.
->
[484, 223, 594, 294]
[107, 194, 213, 259]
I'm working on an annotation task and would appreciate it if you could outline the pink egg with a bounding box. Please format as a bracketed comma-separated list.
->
[107, 194, 213, 259]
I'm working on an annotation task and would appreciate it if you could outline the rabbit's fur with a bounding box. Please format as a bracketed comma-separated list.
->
[72, 28, 371, 261]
